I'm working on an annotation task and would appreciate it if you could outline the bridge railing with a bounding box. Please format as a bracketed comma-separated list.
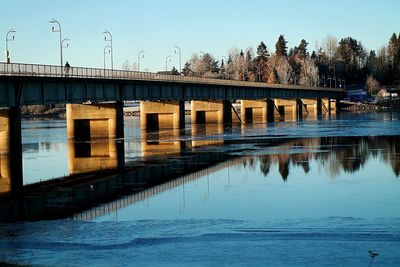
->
[0, 62, 344, 92]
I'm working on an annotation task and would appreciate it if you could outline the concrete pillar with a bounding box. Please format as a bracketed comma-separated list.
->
[241, 100, 268, 123]
[300, 99, 318, 114]
[317, 98, 327, 116]
[66, 102, 124, 174]
[0, 107, 22, 195]
[299, 99, 317, 120]
[274, 99, 298, 121]
[267, 99, 282, 122]
[140, 101, 184, 131]
[191, 100, 234, 124]
[321, 98, 336, 115]
[66, 102, 124, 139]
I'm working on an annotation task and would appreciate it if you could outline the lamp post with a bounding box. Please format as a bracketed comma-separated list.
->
[342, 78, 345, 90]
[104, 45, 111, 69]
[49, 19, 63, 67]
[138, 50, 144, 71]
[174, 45, 181, 73]
[103, 30, 113, 70]
[165, 55, 172, 71]
[5, 28, 16, 64]
[61, 37, 69, 51]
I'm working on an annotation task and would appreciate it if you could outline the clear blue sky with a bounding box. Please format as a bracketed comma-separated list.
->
[2, 0, 399, 71]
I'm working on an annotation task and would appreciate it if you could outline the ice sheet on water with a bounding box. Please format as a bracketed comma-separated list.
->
[1, 217, 399, 266]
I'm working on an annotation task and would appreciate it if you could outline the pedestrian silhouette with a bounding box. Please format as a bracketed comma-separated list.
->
[64, 61, 71, 77]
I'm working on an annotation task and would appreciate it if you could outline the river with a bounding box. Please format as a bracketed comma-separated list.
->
[0, 112, 399, 266]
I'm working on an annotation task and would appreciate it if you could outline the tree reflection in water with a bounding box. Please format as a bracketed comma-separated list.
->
[243, 136, 400, 181]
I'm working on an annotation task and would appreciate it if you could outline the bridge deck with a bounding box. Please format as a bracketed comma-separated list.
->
[0, 63, 344, 107]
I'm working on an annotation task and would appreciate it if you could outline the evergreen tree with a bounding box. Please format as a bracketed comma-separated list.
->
[219, 59, 226, 79]
[311, 50, 317, 59]
[255, 42, 269, 82]
[170, 67, 180, 75]
[297, 39, 309, 58]
[182, 62, 192, 76]
[245, 50, 254, 79]
[202, 53, 219, 73]
[388, 32, 400, 81]
[256, 41, 269, 60]
[275, 35, 288, 57]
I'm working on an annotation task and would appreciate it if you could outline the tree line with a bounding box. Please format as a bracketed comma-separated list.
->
[180, 33, 400, 93]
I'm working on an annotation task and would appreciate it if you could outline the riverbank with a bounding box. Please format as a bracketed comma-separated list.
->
[21, 105, 66, 118]
[340, 100, 400, 111]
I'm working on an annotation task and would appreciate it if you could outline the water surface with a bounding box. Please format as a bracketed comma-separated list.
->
[1, 112, 399, 266]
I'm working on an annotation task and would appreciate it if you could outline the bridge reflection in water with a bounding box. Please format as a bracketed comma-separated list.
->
[1, 130, 398, 222]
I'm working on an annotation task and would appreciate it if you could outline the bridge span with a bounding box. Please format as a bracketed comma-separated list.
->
[0, 62, 344, 197]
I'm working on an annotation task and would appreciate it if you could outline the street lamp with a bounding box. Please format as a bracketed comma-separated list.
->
[138, 50, 144, 71]
[103, 45, 111, 69]
[103, 30, 113, 70]
[49, 19, 63, 67]
[5, 28, 16, 64]
[165, 55, 172, 71]
[62, 37, 69, 50]
[174, 45, 181, 73]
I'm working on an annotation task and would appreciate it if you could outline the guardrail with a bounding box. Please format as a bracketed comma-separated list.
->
[0, 62, 344, 92]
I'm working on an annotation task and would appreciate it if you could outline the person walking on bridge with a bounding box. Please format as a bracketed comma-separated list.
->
[64, 61, 71, 77]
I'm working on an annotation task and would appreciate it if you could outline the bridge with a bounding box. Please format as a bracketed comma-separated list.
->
[0, 62, 344, 198]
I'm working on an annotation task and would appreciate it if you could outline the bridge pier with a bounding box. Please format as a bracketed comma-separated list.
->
[66, 102, 125, 174]
[191, 100, 239, 124]
[320, 98, 336, 115]
[274, 99, 300, 121]
[241, 99, 284, 123]
[66, 102, 124, 140]
[0, 107, 22, 195]
[140, 101, 185, 131]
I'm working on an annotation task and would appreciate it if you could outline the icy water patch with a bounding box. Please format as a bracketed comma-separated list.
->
[1, 218, 399, 266]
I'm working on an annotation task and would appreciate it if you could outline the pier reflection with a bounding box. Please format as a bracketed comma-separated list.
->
[74, 135, 400, 221]
[68, 139, 124, 175]
[0, 109, 22, 196]
[1, 133, 399, 222]
[141, 130, 185, 157]
[191, 124, 224, 148]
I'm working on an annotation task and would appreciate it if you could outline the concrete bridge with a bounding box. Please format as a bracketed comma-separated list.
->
[0, 61, 344, 133]
[0, 62, 344, 197]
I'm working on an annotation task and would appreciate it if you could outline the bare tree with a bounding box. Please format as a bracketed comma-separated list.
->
[299, 56, 319, 86]
[122, 60, 132, 71]
[267, 55, 293, 84]
[366, 75, 381, 95]
[322, 35, 338, 73]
